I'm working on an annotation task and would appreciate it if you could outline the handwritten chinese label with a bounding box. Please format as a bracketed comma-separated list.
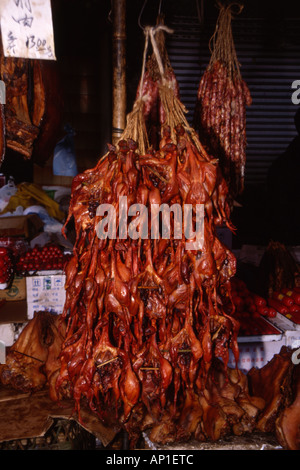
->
[0, 0, 56, 60]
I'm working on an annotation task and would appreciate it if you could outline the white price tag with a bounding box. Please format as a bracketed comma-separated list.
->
[0, 0, 56, 60]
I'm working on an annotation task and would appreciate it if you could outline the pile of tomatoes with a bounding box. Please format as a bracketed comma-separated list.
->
[230, 277, 276, 319]
[0, 247, 14, 287]
[268, 288, 300, 324]
[229, 277, 283, 336]
[16, 244, 71, 273]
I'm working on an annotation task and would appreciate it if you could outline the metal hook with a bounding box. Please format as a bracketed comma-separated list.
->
[107, 0, 113, 23]
[196, 0, 204, 26]
[138, 0, 164, 31]
[158, 0, 163, 16]
[138, 0, 149, 30]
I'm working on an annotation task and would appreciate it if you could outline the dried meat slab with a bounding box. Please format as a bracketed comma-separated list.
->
[0, 387, 118, 446]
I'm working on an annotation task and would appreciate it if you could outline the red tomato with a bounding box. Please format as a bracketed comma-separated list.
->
[267, 307, 277, 318]
[289, 304, 300, 314]
[268, 298, 289, 315]
[253, 294, 267, 307]
[257, 305, 269, 316]
[290, 291, 300, 305]
[248, 304, 257, 314]
[274, 292, 294, 307]
[232, 294, 244, 312]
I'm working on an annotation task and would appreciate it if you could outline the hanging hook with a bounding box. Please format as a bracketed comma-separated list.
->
[196, 0, 204, 26]
[158, 0, 163, 16]
[138, 0, 149, 30]
[107, 0, 113, 23]
[138, 0, 165, 31]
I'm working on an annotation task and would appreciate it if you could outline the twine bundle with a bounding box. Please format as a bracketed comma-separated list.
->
[208, 2, 243, 80]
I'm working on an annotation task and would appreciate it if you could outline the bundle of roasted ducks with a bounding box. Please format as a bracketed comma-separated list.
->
[47, 26, 254, 443]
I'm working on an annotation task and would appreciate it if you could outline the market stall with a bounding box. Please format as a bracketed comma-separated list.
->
[0, 0, 299, 453]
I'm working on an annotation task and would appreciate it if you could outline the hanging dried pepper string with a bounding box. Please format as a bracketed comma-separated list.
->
[194, 1, 252, 197]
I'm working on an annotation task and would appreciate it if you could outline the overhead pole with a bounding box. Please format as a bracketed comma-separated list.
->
[112, 0, 126, 145]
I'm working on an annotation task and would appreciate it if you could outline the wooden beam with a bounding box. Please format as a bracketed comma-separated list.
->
[112, 0, 126, 145]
